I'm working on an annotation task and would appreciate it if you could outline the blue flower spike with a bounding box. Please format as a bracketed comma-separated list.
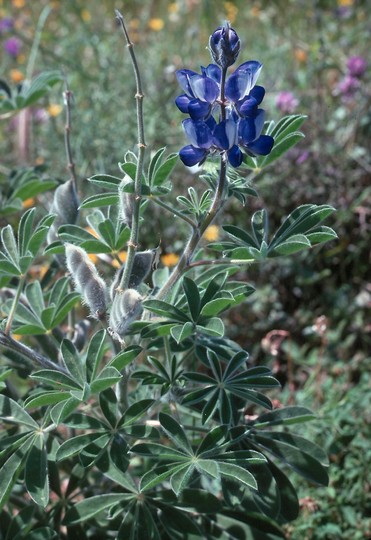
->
[176, 23, 274, 168]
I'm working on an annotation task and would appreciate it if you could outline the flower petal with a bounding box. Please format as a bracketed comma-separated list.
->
[246, 135, 274, 156]
[179, 145, 208, 167]
[188, 99, 212, 120]
[175, 94, 191, 113]
[183, 119, 213, 149]
[176, 69, 198, 96]
[250, 85, 265, 104]
[228, 145, 243, 167]
[202, 64, 222, 84]
[189, 74, 219, 103]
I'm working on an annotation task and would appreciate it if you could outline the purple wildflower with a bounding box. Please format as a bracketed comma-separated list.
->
[275, 91, 299, 115]
[0, 17, 14, 34]
[4, 36, 22, 57]
[346, 55, 367, 78]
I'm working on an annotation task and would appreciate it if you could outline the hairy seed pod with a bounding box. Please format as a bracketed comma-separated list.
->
[71, 320, 91, 350]
[109, 289, 142, 337]
[65, 243, 107, 319]
[47, 179, 79, 244]
[119, 174, 134, 229]
[110, 250, 155, 299]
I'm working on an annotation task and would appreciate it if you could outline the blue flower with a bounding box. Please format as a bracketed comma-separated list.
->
[176, 25, 275, 169]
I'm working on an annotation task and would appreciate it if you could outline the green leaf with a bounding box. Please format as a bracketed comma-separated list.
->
[197, 317, 224, 337]
[50, 397, 80, 424]
[18, 207, 35, 256]
[152, 153, 178, 186]
[251, 209, 268, 246]
[31, 369, 82, 391]
[271, 233, 311, 256]
[88, 174, 121, 189]
[200, 298, 233, 317]
[24, 391, 69, 409]
[90, 367, 122, 393]
[0, 395, 39, 428]
[25, 433, 49, 507]
[170, 321, 194, 344]
[60, 339, 85, 386]
[253, 406, 316, 428]
[171, 464, 194, 496]
[159, 413, 192, 453]
[260, 132, 305, 168]
[79, 192, 119, 209]
[218, 462, 257, 490]
[306, 225, 338, 245]
[99, 388, 118, 428]
[183, 277, 201, 321]
[267, 114, 307, 139]
[108, 345, 142, 371]
[56, 433, 105, 462]
[143, 299, 191, 323]
[118, 399, 155, 427]
[63, 494, 127, 525]
[1, 224, 19, 266]
[140, 463, 187, 492]
[0, 435, 34, 511]
[85, 329, 107, 382]
[252, 433, 329, 485]
[148, 147, 166, 182]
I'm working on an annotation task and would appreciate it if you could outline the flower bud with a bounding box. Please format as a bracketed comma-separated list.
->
[110, 250, 155, 298]
[109, 289, 142, 337]
[47, 179, 79, 244]
[65, 243, 107, 319]
[209, 23, 240, 69]
[119, 175, 134, 229]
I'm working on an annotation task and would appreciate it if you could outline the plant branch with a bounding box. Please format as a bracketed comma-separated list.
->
[115, 10, 146, 292]
[0, 330, 69, 374]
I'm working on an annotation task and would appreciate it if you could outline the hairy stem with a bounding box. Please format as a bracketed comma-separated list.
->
[115, 10, 146, 292]
[63, 77, 78, 190]
[0, 330, 69, 374]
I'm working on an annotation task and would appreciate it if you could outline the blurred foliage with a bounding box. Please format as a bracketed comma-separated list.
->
[1, 0, 370, 538]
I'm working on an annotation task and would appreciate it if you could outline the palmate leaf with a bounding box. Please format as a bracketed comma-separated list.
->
[0, 395, 39, 429]
[63, 494, 129, 525]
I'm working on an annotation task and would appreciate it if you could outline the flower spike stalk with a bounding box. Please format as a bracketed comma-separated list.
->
[115, 10, 146, 292]
[156, 23, 274, 300]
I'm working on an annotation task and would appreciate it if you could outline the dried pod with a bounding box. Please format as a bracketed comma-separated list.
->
[111, 250, 155, 298]
[109, 288, 142, 337]
[65, 243, 107, 319]
[47, 179, 79, 244]
[119, 174, 134, 229]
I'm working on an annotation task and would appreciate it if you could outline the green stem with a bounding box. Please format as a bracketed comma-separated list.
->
[26, 5, 51, 81]
[115, 10, 146, 292]
[150, 196, 196, 228]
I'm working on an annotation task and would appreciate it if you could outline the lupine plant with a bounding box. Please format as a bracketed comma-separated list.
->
[0, 13, 338, 540]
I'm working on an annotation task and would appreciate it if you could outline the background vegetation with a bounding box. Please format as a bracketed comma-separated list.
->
[1, 0, 370, 538]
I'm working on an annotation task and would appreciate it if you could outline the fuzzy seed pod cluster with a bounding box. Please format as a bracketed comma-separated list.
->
[119, 175, 134, 229]
[47, 179, 79, 244]
[65, 243, 107, 319]
[109, 288, 142, 338]
[111, 250, 155, 299]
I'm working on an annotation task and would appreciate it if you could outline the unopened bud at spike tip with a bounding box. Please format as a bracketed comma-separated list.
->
[209, 23, 240, 69]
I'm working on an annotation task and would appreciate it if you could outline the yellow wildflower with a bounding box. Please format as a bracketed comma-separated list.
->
[17, 54, 26, 65]
[88, 253, 99, 264]
[161, 253, 179, 267]
[35, 156, 45, 166]
[294, 49, 308, 63]
[203, 225, 220, 242]
[224, 2, 238, 24]
[12, 0, 25, 7]
[111, 251, 127, 268]
[148, 18, 164, 31]
[168, 3, 178, 13]
[22, 198, 35, 209]
[81, 9, 91, 22]
[10, 69, 24, 83]
[85, 227, 99, 239]
[251, 5, 260, 17]
[337, 0, 353, 5]
[47, 104, 63, 117]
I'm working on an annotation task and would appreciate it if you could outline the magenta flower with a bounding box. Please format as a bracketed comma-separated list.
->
[346, 56, 367, 78]
[4, 36, 22, 57]
[275, 91, 299, 114]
